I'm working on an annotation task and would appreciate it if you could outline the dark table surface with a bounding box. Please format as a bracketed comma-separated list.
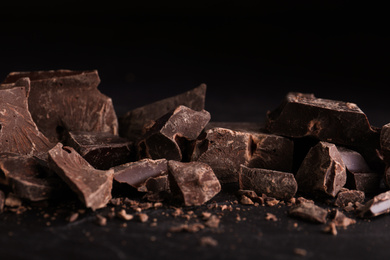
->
[1, 2, 390, 260]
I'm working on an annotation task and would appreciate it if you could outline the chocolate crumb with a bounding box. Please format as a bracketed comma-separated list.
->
[138, 213, 149, 223]
[293, 248, 307, 256]
[265, 212, 278, 221]
[199, 236, 218, 247]
[117, 209, 133, 221]
[67, 212, 79, 223]
[95, 214, 107, 226]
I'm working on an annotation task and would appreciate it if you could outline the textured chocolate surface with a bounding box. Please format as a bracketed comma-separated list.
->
[334, 189, 365, 207]
[289, 202, 328, 223]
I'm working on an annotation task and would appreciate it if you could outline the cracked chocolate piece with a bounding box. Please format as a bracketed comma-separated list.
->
[334, 189, 365, 207]
[0, 78, 53, 156]
[266, 92, 379, 148]
[139, 105, 210, 161]
[359, 190, 390, 218]
[65, 131, 135, 170]
[1, 70, 118, 142]
[296, 141, 346, 197]
[0, 153, 65, 201]
[48, 143, 114, 210]
[168, 160, 221, 206]
[289, 202, 328, 223]
[112, 159, 168, 191]
[119, 84, 206, 142]
[239, 165, 297, 200]
[0, 190, 4, 213]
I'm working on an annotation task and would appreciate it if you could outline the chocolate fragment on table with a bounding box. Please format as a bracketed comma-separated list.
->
[289, 202, 328, 224]
[112, 159, 168, 191]
[65, 131, 135, 170]
[139, 105, 210, 161]
[266, 92, 379, 149]
[119, 84, 206, 142]
[0, 190, 4, 213]
[295, 141, 346, 197]
[48, 143, 114, 210]
[168, 160, 221, 206]
[0, 78, 53, 156]
[239, 165, 297, 200]
[334, 189, 365, 207]
[1, 70, 118, 143]
[358, 190, 390, 218]
[330, 209, 356, 227]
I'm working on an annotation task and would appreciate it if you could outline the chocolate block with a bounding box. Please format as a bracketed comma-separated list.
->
[0, 190, 4, 213]
[168, 160, 221, 206]
[119, 84, 206, 142]
[48, 143, 113, 210]
[1, 70, 118, 142]
[359, 190, 390, 218]
[0, 78, 53, 156]
[65, 131, 135, 170]
[113, 159, 168, 191]
[334, 189, 365, 207]
[139, 105, 210, 161]
[266, 92, 379, 148]
[295, 141, 346, 197]
[289, 202, 328, 223]
[239, 165, 297, 200]
[0, 153, 65, 201]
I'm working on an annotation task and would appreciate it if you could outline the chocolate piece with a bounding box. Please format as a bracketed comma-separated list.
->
[334, 189, 365, 207]
[266, 92, 379, 148]
[380, 123, 390, 162]
[289, 202, 328, 223]
[330, 209, 356, 227]
[0, 78, 53, 156]
[0, 190, 4, 213]
[239, 165, 297, 200]
[168, 160, 221, 206]
[113, 159, 168, 191]
[48, 143, 114, 210]
[139, 105, 210, 161]
[1, 70, 118, 142]
[119, 84, 206, 142]
[65, 131, 135, 170]
[359, 190, 390, 218]
[295, 141, 346, 197]
[0, 153, 65, 201]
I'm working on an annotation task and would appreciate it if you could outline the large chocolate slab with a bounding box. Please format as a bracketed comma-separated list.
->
[139, 105, 210, 161]
[168, 160, 221, 206]
[48, 143, 113, 210]
[0, 78, 53, 156]
[65, 131, 135, 170]
[295, 141, 346, 197]
[113, 159, 168, 191]
[359, 190, 390, 218]
[119, 84, 206, 142]
[1, 70, 118, 143]
[266, 92, 379, 148]
[239, 165, 297, 200]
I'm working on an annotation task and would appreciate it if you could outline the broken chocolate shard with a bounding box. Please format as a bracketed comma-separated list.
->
[139, 105, 210, 161]
[119, 84, 206, 142]
[289, 202, 328, 224]
[168, 160, 221, 206]
[266, 92, 378, 148]
[239, 165, 297, 200]
[0, 78, 53, 156]
[65, 131, 135, 170]
[113, 159, 168, 191]
[1, 70, 118, 142]
[334, 189, 365, 207]
[295, 141, 346, 197]
[48, 143, 113, 210]
[359, 190, 390, 218]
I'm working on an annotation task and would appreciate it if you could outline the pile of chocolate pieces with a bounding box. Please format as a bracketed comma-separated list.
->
[1, 70, 390, 235]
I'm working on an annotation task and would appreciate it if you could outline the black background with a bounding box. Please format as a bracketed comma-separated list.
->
[1, 2, 390, 260]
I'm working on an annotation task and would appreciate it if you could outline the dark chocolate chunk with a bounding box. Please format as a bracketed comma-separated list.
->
[0, 78, 53, 156]
[119, 84, 206, 142]
[239, 165, 297, 200]
[113, 159, 168, 191]
[0, 153, 65, 201]
[48, 143, 114, 210]
[65, 131, 135, 170]
[289, 202, 328, 223]
[358, 190, 390, 218]
[1, 70, 118, 142]
[0, 190, 4, 213]
[295, 141, 346, 197]
[139, 105, 210, 161]
[266, 92, 379, 148]
[168, 160, 221, 206]
[334, 189, 365, 207]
